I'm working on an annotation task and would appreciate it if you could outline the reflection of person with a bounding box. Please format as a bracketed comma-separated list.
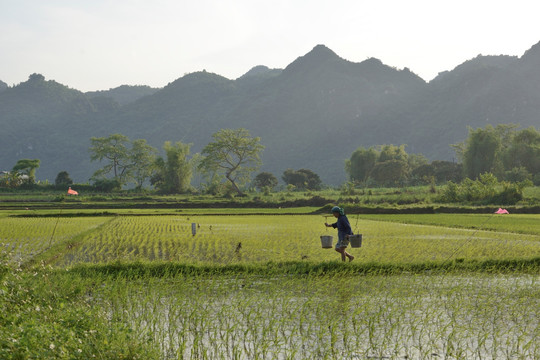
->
[325, 206, 354, 262]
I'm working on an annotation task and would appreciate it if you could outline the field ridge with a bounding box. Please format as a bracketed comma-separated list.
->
[63, 257, 540, 278]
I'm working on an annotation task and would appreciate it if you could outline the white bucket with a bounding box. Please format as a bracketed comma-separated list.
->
[349, 234, 362, 248]
[320, 235, 333, 249]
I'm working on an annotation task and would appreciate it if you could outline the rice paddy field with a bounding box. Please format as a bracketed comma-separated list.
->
[1, 211, 539, 359]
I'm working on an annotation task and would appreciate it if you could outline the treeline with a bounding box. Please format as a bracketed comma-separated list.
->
[1, 125, 539, 201]
[345, 125, 540, 187]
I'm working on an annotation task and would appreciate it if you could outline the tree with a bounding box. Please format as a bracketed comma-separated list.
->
[55, 171, 73, 186]
[345, 144, 421, 187]
[407, 153, 428, 173]
[431, 160, 463, 183]
[345, 147, 378, 183]
[370, 159, 408, 187]
[455, 124, 540, 180]
[152, 141, 192, 193]
[253, 172, 278, 191]
[282, 168, 322, 190]
[460, 125, 503, 179]
[198, 128, 264, 195]
[89, 134, 131, 184]
[411, 160, 463, 185]
[502, 126, 540, 176]
[89, 134, 157, 188]
[12, 159, 40, 184]
[130, 139, 158, 189]
[379, 144, 408, 163]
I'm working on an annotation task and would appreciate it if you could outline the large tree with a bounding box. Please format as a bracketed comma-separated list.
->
[130, 139, 158, 189]
[55, 171, 73, 186]
[370, 159, 408, 187]
[282, 168, 322, 190]
[90, 134, 131, 184]
[253, 172, 278, 191]
[455, 124, 540, 180]
[198, 128, 264, 195]
[345, 147, 378, 183]
[152, 141, 192, 193]
[12, 159, 40, 184]
[456, 124, 522, 179]
[462, 126, 503, 179]
[502, 126, 540, 176]
[345, 144, 425, 187]
[89, 134, 157, 188]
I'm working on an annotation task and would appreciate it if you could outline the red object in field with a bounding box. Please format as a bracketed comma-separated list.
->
[67, 187, 78, 195]
[495, 208, 509, 214]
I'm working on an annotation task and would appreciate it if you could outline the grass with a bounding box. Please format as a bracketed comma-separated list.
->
[359, 213, 540, 235]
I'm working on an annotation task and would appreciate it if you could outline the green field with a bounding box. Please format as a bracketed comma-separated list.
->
[1, 211, 539, 359]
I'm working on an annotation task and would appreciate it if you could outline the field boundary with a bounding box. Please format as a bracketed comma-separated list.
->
[22, 217, 119, 269]
[61, 258, 540, 278]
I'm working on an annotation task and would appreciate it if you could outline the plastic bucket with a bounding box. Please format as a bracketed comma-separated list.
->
[320, 235, 333, 248]
[349, 234, 362, 248]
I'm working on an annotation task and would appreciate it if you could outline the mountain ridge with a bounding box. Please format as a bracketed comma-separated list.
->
[1, 42, 539, 184]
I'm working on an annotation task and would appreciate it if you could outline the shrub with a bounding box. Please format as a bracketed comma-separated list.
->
[437, 172, 528, 205]
[533, 173, 540, 186]
[92, 178, 121, 192]
[55, 171, 73, 186]
[504, 167, 532, 183]
[492, 182, 523, 204]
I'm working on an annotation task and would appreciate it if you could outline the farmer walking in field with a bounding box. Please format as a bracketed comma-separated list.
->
[325, 206, 355, 262]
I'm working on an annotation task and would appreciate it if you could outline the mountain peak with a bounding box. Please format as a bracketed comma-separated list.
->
[241, 65, 271, 77]
[520, 40, 540, 66]
[299, 44, 342, 65]
[283, 44, 343, 75]
[309, 44, 338, 58]
[237, 66, 282, 84]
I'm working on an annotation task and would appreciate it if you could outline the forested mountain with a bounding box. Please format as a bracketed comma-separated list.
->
[85, 85, 159, 106]
[1, 41, 539, 184]
[0, 80, 7, 92]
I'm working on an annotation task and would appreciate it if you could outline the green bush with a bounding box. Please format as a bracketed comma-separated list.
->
[533, 173, 540, 186]
[92, 178, 121, 192]
[504, 167, 532, 183]
[437, 173, 528, 205]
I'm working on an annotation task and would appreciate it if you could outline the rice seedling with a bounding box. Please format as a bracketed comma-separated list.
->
[361, 213, 540, 235]
[39, 214, 540, 268]
[0, 216, 109, 264]
[82, 272, 539, 359]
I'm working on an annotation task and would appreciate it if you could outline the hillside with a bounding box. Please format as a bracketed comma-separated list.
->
[86, 85, 160, 106]
[1, 41, 540, 184]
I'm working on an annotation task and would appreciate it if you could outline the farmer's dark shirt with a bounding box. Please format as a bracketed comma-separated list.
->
[331, 215, 353, 238]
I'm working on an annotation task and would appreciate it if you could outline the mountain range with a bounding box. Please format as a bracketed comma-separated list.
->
[1, 41, 539, 185]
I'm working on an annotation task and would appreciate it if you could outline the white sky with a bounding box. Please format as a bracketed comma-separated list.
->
[1, 0, 539, 91]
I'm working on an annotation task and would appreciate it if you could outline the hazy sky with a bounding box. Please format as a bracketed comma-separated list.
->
[1, 0, 539, 91]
